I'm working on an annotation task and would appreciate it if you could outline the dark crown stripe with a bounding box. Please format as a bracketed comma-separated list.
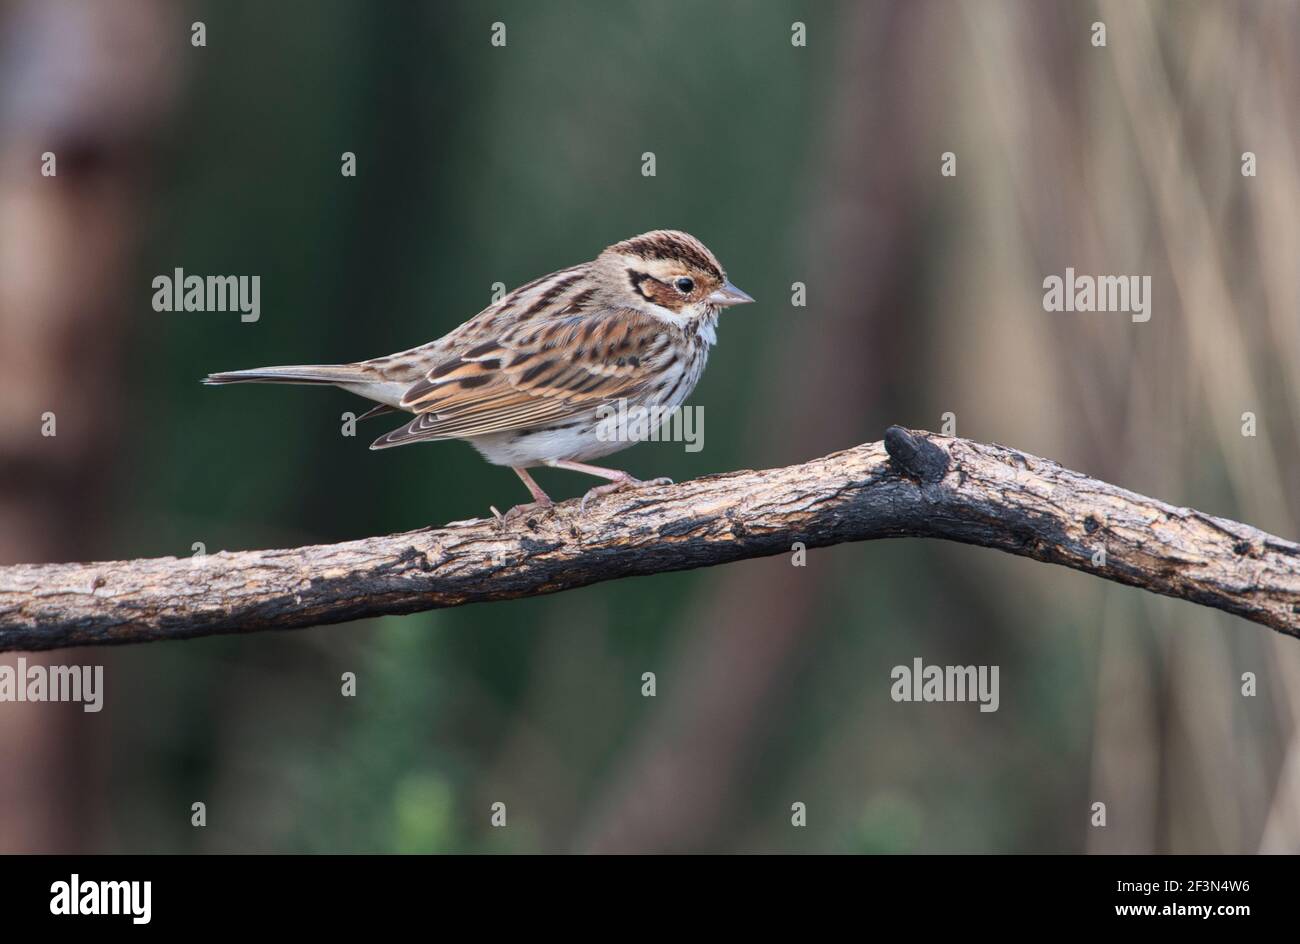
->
[619, 234, 721, 279]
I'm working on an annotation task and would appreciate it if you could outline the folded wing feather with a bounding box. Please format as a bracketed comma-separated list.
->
[370, 309, 671, 450]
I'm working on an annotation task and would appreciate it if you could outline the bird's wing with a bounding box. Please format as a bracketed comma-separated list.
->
[370, 308, 674, 449]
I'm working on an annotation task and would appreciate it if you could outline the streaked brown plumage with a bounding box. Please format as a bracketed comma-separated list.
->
[204, 230, 754, 515]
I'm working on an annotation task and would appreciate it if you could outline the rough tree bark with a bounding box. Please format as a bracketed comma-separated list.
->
[1, 427, 1297, 652]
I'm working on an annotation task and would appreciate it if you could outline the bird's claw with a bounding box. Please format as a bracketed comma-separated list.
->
[492, 499, 553, 524]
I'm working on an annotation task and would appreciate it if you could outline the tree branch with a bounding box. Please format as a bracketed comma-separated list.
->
[2, 427, 1297, 651]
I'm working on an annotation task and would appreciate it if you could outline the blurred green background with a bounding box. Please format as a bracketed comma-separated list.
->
[1, 0, 1298, 853]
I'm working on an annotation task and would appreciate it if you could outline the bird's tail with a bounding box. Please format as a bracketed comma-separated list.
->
[202, 364, 366, 386]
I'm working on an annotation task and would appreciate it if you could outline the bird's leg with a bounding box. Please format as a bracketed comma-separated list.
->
[514, 466, 554, 504]
[544, 459, 673, 511]
[493, 467, 555, 521]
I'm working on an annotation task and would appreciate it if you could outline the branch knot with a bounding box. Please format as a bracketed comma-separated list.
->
[884, 426, 949, 484]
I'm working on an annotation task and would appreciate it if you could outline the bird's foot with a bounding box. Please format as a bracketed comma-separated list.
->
[491, 497, 554, 524]
[579, 475, 673, 512]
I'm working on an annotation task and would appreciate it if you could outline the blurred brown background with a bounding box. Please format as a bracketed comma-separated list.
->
[0, 0, 1297, 853]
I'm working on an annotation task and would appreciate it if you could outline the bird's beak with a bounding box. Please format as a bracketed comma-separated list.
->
[706, 281, 755, 307]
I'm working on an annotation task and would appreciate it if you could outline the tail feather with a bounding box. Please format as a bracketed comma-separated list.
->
[202, 364, 365, 386]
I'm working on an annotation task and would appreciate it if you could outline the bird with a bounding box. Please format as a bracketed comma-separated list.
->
[203, 230, 754, 518]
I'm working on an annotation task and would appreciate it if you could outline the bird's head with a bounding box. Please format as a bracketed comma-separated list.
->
[593, 230, 753, 326]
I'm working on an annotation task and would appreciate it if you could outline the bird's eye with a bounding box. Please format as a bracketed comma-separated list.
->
[674, 277, 694, 295]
